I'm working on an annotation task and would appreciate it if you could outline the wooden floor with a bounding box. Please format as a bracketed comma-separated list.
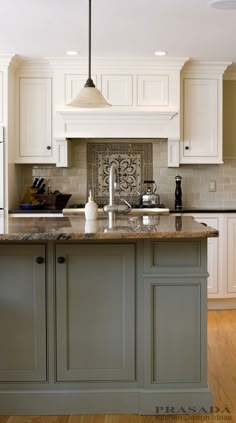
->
[0, 310, 236, 423]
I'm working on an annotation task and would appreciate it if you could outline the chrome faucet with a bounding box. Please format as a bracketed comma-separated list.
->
[109, 163, 118, 206]
[103, 164, 132, 217]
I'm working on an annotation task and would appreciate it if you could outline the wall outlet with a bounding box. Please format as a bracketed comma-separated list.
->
[209, 180, 216, 192]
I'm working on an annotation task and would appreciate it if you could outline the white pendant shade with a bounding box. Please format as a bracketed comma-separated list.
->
[68, 86, 111, 108]
[208, 0, 236, 9]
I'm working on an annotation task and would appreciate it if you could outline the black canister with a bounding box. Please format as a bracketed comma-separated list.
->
[175, 175, 182, 209]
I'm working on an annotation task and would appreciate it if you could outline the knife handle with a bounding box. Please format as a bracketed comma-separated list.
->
[38, 184, 46, 194]
[32, 178, 39, 188]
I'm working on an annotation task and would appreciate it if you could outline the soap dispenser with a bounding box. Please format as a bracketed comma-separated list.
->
[85, 190, 98, 220]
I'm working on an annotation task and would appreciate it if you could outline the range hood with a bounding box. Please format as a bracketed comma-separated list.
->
[56, 108, 179, 139]
[55, 108, 181, 168]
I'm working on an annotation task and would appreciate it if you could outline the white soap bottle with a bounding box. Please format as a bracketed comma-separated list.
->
[85, 190, 98, 220]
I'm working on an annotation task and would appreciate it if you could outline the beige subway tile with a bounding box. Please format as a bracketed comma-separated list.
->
[223, 168, 236, 176]
[224, 184, 236, 191]
[223, 200, 236, 207]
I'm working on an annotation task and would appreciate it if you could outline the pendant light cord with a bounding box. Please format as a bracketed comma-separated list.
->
[85, 0, 95, 88]
[88, 0, 91, 79]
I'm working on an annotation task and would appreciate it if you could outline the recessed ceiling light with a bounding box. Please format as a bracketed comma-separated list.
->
[208, 0, 236, 9]
[66, 50, 79, 56]
[154, 51, 168, 56]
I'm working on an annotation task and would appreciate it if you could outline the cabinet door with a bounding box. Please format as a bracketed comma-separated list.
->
[227, 217, 236, 293]
[0, 245, 46, 382]
[137, 75, 169, 106]
[194, 217, 218, 294]
[19, 77, 52, 159]
[101, 75, 133, 106]
[182, 78, 221, 163]
[144, 277, 205, 385]
[56, 244, 135, 382]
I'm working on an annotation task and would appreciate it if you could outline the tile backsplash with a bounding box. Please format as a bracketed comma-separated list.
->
[18, 139, 236, 209]
[87, 142, 153, 205]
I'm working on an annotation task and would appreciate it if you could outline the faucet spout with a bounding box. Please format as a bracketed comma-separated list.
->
[103, 163, 132, 216]
[109, 163, 118, 205]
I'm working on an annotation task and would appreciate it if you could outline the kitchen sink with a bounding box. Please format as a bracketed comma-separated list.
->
[9, 207, 169, 218]
[63, 207, 169, 216]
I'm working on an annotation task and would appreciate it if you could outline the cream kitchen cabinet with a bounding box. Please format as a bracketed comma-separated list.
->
[227, 217, 236, 293]
[180, 62, 229, 164]
[191, 215, 219, 295]
[15, 77, 53, 164]
[183, 213, 236, 306]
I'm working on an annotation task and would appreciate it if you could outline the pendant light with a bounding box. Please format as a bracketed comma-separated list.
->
[68, 0, 111, 108]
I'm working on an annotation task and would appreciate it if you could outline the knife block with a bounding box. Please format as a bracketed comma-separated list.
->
[21, 188, 39, 204]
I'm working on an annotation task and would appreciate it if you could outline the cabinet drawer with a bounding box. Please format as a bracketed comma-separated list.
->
[144, 240, 206, 274]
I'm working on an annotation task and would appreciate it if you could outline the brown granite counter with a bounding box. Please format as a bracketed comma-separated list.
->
[0, 214, 218, 241]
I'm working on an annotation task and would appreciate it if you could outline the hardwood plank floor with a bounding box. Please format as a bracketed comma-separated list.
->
[1, 310, 236, 423]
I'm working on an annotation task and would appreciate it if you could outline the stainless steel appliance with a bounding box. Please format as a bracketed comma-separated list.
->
[0, 126, 4, 210]
[141, 180, 160, 208]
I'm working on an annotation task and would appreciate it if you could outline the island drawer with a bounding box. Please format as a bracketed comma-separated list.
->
[144, 239, 207, 274]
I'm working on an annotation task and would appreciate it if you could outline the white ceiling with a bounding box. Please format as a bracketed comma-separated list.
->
[1, 0, 236, 61]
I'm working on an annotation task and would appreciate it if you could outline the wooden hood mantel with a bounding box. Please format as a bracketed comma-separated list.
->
[56, 108, 179, 139]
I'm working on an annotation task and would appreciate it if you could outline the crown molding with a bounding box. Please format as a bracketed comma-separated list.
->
[182, 60, 231, 75]
[16, 58, 52, 76]
[47, 56, 189, 72]
[224, 63, 236, 80]
[0, 54, 22, 70]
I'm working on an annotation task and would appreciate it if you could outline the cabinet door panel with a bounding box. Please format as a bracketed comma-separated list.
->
[56, 244, 135, 382]
[144, 278, 204, 385]
[101, 75, 133, 106]
[19, 77, 52, 157]
[183, 79, 218, 157]
[0, 245, 46, 382]
[137, 75, 169, 106]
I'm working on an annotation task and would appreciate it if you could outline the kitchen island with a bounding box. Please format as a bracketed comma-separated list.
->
[0, 214, 218, 415]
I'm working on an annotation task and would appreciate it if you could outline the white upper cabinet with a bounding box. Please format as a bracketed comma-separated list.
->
[11, 58, 231, 167]
[101, 74, 133, 106]
[180, 62, 230, 164]
[137, 75, 169, 106]
[51, 57, 187, 167]
[16, 76, 53, 163]
[183, 79, 218, 158]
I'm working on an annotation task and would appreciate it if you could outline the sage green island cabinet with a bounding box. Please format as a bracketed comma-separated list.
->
[0, 215, 218, 415]
[56, 243, 135, 382]
[0, 244, 46, 382]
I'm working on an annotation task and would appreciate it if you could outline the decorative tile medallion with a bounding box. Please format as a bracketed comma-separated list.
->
[87, 143, 153, 205]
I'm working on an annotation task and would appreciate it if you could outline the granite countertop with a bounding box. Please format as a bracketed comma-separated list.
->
[170, 207, 236, 213]
[9, 207, 236, 215]
[0, 215, 218, 241]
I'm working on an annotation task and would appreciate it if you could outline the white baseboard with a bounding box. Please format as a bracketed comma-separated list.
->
[208, 298, 236, 310]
